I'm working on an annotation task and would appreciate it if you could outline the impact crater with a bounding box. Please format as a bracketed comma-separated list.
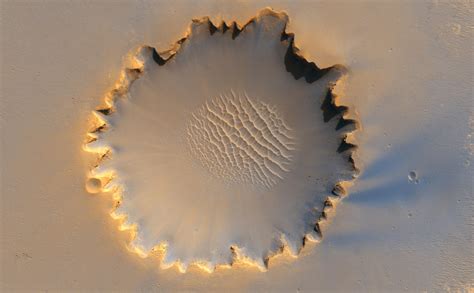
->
[84, 8, 359, 273]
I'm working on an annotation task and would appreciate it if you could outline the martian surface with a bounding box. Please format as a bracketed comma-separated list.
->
[1, 1, 472, 291]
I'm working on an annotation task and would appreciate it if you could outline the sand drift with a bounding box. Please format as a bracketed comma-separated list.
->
[84, 8, 358, 273]
[186, 91, 295, 188]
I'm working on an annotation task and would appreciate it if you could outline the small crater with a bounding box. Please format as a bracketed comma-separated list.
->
[408, 170, 419, 184]
[86, 177, 102, 193]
